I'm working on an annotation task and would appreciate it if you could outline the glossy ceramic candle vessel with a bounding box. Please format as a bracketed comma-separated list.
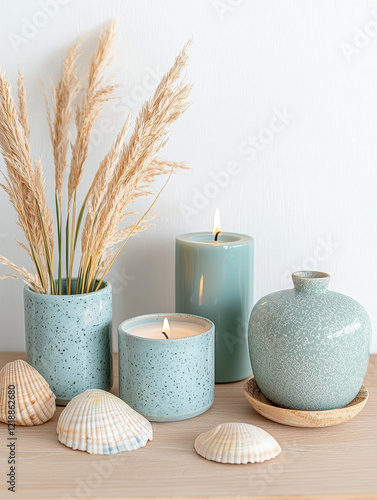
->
[118, 313, 215, 422]
[24, 280, 113, 405]
[175, 232, 254, 383]
[249, 271, 372, 411]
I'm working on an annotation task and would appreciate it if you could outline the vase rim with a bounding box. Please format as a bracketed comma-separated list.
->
[24, 279, 110, 297]
[292, 271, 330, 281]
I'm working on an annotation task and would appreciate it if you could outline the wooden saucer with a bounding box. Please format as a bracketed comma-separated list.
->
[243, 377, 368, 428]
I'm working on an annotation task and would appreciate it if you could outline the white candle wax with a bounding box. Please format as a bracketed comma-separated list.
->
[128, 320, 206, 339]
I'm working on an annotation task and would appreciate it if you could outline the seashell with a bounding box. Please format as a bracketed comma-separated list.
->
[57, 389, 153, 454]
[194, 422, 281, 464]
[0, 359, 56, 426]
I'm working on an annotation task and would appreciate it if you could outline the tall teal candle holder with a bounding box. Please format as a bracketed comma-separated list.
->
[175, 232, 254, 383]
[118, 313, 215, 422]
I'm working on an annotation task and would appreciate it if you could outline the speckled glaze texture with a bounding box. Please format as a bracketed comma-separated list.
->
[118, 314, 215, 422]
[249, 271, 372, 411]
[24, 280, 113, 405]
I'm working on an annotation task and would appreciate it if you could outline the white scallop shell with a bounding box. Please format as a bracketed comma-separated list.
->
[194, 422, 281, 464]
[0, 359, 56, 426]
[57, 389, 153, 454]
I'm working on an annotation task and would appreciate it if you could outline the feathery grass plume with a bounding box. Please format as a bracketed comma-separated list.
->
[0, 255, 43, 293]
[0, 25, 192, 295]
[17, 72, 29, 140]
[44, 42, 80, 207]
[79, 117, 131, 266]
[150, 157, 188, 171]
[86, 115, 132, 208]
[67, 21, 117, 206]
[93, 168, 175, 292]
[79, 40, 192, 291]
[104, 214, 154, 253]
[98, 42, 191, 245]
[43, 41, 80, 293]
[66, 21, 117, 293]
[0, 69, 54, 293]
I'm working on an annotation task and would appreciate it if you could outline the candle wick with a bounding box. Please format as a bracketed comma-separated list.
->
[161, 331, 169, 339]
[214, 231, 221, 242]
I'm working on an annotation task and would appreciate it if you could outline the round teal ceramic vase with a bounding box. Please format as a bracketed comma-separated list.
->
[248, 271, 372, 411]
[118, 313, 215, 422]
[24, 280, 113, 405]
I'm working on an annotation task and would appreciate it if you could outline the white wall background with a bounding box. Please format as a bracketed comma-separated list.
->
[1, 0, 377, 353]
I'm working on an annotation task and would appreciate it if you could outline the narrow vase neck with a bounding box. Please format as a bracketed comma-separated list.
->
[292, 271, 330, 294]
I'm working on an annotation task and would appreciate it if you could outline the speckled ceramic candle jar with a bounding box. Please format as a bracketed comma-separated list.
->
[24, 280, 113, 405]
[118, 313, 215, 422]
[248, 271, 372, 411]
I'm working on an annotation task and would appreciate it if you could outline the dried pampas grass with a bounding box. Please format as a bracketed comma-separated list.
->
[0, 69, 54, 293]
[0, 22, 192, 294]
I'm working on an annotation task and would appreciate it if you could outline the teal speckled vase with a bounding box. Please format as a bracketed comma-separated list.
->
[248, 271, 372, 411]
[24, 280, 113, 405]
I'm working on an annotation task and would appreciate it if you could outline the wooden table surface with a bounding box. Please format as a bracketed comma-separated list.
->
[0, 352, 376, 500]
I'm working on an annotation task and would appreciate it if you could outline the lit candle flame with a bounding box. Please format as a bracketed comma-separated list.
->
[199, 274, 204, 306]
[161, 317, 170, 339]
[213, 208, 221, 241]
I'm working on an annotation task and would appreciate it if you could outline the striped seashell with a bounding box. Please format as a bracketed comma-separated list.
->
[57, 389, 153, 454]
[194, 422, 281, 464]
[0, 359, 56, 426]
